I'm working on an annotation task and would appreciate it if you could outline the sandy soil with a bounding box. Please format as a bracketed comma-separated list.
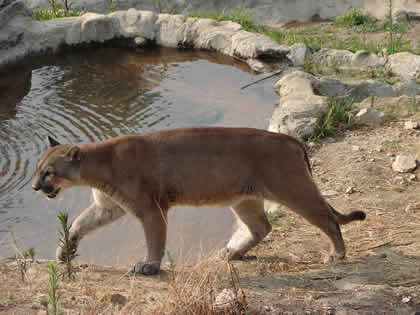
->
[1, 122, 419, 314]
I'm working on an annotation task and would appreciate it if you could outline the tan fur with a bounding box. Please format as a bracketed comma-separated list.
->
[32, 127, 365, 275]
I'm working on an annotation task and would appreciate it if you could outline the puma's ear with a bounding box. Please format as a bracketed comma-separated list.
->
[64, 146, 81, 161]
[47, 136, 60, 147]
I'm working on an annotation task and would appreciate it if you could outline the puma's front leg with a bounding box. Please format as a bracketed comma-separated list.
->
[132, 206, 168, 276]
[56, 199, 126, 262]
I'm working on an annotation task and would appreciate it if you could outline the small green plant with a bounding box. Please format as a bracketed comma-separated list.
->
[309, 98, 358, 141]
[266, 209, 286, 225]
[57, 211, 78, 280]
[33, 1, 85, 21]
[165, 249, 176, 280]
[107, 0, 115, 13]
[371, 67, 394, 84]
[47, 262, 61, 315]
[301, 56, 314, 74]
[4, 247, 35, 282]
[330, 59, 341, 73]
[382, 139, 401, 148]
[189, 7, 258, 32]
[335, 9, 373, 27]
[9, 294, 14, 301]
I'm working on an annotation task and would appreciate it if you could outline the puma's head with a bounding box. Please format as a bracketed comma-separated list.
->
[32, 136, 82, 199]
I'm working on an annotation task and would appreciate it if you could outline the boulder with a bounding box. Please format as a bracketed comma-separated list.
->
[312, 48, 386, 72]
[355, 108, 385, 126]
[392, 155, 417, 173]
[25, 0, 366, 27]
[268, 70, 329, 138]
[385, 52, 420, 81]
[287, 43, 312, 66]
[359, 95, 420, 119]
[0, 0, 77, 69]
[1, 7, 289, 70]
[393, 8, 420, 22]
[313, 77, 420, 102]
[404, 121, 419, 130]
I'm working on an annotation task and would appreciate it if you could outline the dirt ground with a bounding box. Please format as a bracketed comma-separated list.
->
[1, 121, 419, 314]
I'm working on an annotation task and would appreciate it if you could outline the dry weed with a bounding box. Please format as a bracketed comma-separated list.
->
[149, 256, 246, 315]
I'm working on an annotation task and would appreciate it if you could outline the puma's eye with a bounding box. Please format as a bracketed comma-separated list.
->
[44, 169, 55, 178]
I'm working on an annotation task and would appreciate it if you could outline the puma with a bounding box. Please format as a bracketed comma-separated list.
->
[32, 127, 365, 275]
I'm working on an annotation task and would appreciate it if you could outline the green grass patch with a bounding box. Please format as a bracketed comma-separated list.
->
[189, 7, 258, 32]
[33, 2, 85, 21]
[334, 9, 373, 27]
[309, 98, 359, 141]
[189, 7, 415, 55]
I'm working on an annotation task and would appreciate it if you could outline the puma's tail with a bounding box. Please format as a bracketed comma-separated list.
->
[329, 204, 366, 225]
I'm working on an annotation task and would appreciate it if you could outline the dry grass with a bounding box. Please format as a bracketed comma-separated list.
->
[146, 256, 246, 315]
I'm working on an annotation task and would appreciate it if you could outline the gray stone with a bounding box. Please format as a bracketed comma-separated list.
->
[345, 186, 356, 194]
[404, 121, 419, 130]
[312, 48, 386, 72]
[392, 155, 417, 173]
[393, 8, 420, 22]
[214, 288, 237, 309]
[134, 36, 147, 47]
[287, 43, 312, 66]
[268, 70, 329, 138]
[355, 108, 385, 126]
[246, 58, 266, 73]
[1, 7, 289, 70]
[359, 95, 420, 119]
[313, 77, 419, 102]
[386, 52, 420, 80]
[0, 0, 32, 28]
[322, 190, 339, 197]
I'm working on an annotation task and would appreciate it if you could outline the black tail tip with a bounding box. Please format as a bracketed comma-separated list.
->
[350, 210, 366, 221]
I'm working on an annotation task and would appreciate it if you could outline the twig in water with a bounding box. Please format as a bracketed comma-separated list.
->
[240, 70, 283, 90]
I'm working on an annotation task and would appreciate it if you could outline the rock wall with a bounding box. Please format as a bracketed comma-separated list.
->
[26, 0, 420, 26]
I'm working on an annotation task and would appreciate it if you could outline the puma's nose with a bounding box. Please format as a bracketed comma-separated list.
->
[32, 183, 41, 191]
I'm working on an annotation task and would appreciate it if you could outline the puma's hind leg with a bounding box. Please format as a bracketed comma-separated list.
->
[265, 174, 347, 262]
[223, 199, 272, 260]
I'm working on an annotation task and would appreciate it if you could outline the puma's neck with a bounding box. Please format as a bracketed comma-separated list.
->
[78, 143, 117, 195]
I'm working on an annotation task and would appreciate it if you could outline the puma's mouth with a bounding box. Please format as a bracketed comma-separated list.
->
[46, 188, 61, 199]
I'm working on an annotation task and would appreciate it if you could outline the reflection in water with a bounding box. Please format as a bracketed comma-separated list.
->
[0, 47, 278, 265]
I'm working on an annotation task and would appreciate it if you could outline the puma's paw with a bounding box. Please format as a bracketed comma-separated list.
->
[56, 239, 78, 263]
[218, 248, 241, 260]
[323, 252, 345, 264]
[132, 262, 160, 276]
[218, 248, 256, 261]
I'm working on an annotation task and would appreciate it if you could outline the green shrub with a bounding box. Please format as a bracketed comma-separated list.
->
[310, 98, 358, 141]
[335, 9, 373, 27]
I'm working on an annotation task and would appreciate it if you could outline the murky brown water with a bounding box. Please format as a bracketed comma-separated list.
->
[0, 47, 278, 265]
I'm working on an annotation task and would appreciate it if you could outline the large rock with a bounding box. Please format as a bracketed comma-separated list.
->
[359, 95, 420, 119]
[287, 43, 312, 66]
[25, 0, 420, 27]
[393, 8, 420, 22]
[312, 48, 387, 72]
[313, 77, 420, 102]
[392, 155, 417, 173]
[268, 70, 329, 138]
[385, 52, 420, 81]
[0, 0, 77, 69]
[1, 7, 289, 70]
[355, 108, 385, 126]
[26, 0, 367, 27]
